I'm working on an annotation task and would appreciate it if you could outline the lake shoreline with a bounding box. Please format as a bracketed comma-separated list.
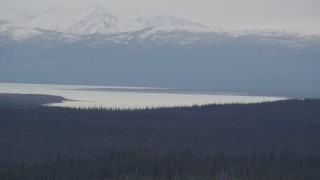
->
[0, 83, 287, 109]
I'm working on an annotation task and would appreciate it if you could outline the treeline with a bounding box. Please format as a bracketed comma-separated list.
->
[1, 98, 320, 179]
[0, 93, 65, 108]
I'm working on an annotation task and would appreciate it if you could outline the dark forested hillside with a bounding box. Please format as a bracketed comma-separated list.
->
[1, 98, 320, 179]
[0, 93, 65, 107]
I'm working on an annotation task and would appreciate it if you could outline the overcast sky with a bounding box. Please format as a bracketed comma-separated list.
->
[1, 0, 320, 34]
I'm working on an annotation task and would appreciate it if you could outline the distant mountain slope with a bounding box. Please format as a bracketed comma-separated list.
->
[27, 5, 124, 34]
[0, 5, 208, 35]
[0, 20, 45, 41]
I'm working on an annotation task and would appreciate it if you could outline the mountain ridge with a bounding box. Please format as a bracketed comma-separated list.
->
[0, 5, 210, 35]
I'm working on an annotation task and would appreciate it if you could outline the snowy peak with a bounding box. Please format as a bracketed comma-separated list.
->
[28, 5, 123, 34]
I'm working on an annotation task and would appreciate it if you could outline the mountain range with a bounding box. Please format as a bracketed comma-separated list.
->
[0, 5, 320, 97]
[0, 5, 209, 36]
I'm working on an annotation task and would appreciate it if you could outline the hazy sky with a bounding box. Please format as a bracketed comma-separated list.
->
[1, 0, 320, 34]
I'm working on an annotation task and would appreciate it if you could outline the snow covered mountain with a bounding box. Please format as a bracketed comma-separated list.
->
[27, 5, 124, 34]
[0, 5, 209, 35]
[0, 20, 81, 42]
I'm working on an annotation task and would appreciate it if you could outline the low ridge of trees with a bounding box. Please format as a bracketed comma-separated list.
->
[0, 94, 65, 108]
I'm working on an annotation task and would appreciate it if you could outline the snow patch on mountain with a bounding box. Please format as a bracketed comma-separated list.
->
[0, 21, 42, 41]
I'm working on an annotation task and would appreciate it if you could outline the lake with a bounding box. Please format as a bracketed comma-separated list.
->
[0, 83, 286, 109]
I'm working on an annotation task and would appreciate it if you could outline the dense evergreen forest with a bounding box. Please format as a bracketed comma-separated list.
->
[0, 94, 65, 108]
[1, 94, 320, 179]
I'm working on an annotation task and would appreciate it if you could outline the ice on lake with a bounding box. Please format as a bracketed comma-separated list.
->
[0, 83, 286, 109]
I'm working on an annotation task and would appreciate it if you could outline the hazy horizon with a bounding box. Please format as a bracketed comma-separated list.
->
[1, 0, 320, 34]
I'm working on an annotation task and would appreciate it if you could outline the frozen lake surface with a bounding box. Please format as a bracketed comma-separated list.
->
[0, 83, 286, 109]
